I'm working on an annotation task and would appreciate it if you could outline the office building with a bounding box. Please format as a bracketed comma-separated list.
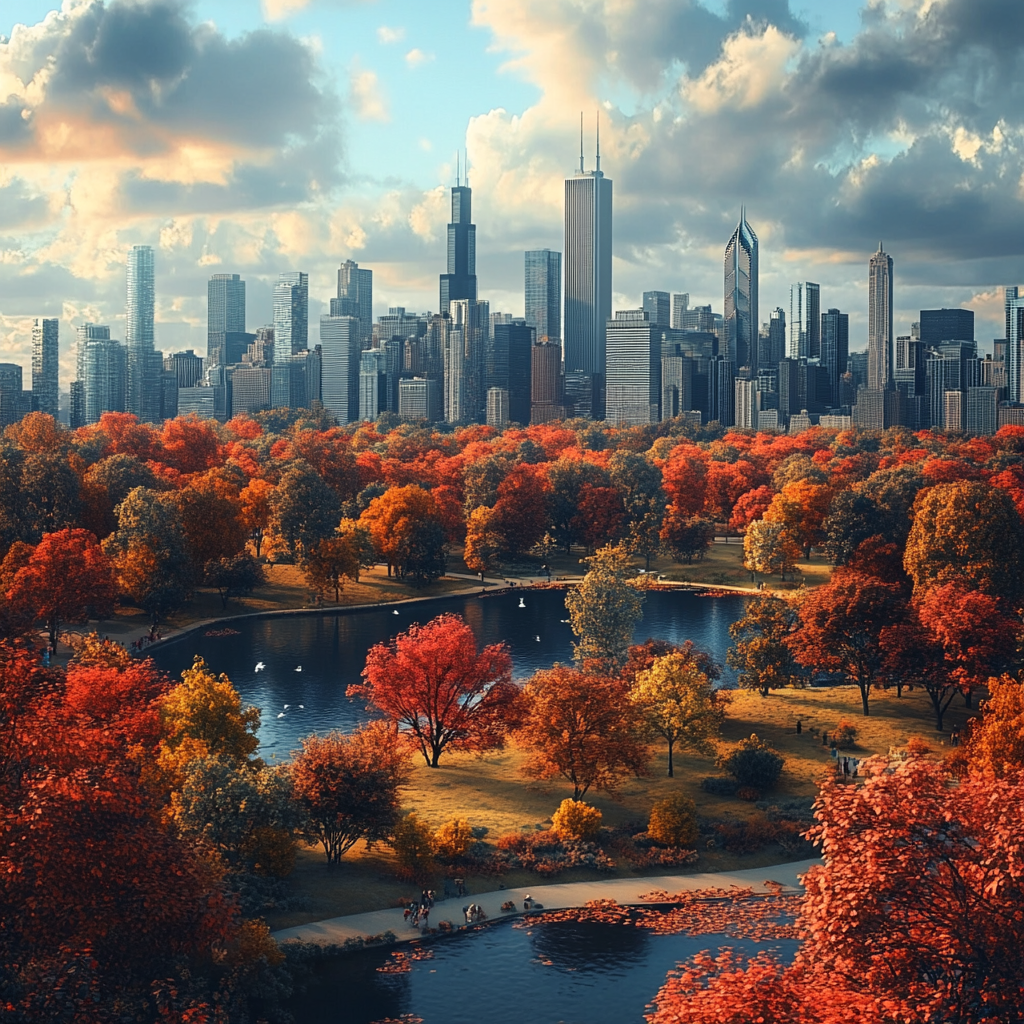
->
[564, 122, 613, 412]
[489, 311, 512, 338]
[439, 167, 477, 312]
[661, 355, 694, 421]
[273, 272, 309, 360]
[75, 325, 126, 426]
[486, 388, 510, 428]
[788, 282, 819, 359]
[1005, 287, 1024, 403]
[488, 320, 534, 425]
[853, 386, 901, 430]
[820, 308, 850, 407]
[167, 350, 203, 389]
[525, 250, 562, 343]
[333, 260, 373, 348]
[0, 363, 28, 427]
[207, 273, 246, 366]
[319, 313, 360, 423]
[734, 377, 759, 429]
[919, 308, 974, 347]
[125, 244, 162, 422]
[30, 317, 59, 418]
[605, 310, 660, 426]
[564, 370, 594, 419]
[376, 307, 428, 347]
[676, 304, 717, 334]
[531, 340, 565, 424]
[758, 408, 781, 431]
[671, 293, 690, 330]
[868, 244, 894, 390]
[449, 299, 486, 422]
[642, 291, 671, 327]
[944, 391, 963, 431]
[358, 348, 387, 421]
[230, 365, 272, 415]
[964, 387, 997, 435]
[764, 308, 786, 367]
[707, 355, 735, 426]
[444, 320, 467, 423]
[724, 210, 758, 371]
[177, 386, 218, 420]
[926, 354, 961, 428]
[399, 377, 441, 421]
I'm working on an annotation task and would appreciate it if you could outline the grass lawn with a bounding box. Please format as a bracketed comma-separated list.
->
[266, 682, 975, 930]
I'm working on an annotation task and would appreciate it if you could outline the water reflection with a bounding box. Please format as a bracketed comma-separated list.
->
[528, 919, 650, 974]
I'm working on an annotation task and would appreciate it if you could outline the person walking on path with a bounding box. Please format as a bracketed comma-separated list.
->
[796, 720, 802, 735]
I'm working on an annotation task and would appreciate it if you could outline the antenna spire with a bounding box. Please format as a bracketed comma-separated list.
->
[456, 150, 460, 187]
[596, 110, 601, 173]
[579, 112, 585, 173]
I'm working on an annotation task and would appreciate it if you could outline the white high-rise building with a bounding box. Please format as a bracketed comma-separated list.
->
[724, 210, 758, 371]
[125, 245, 161, 422]
[274, 272, 309, 361]
[564, 118, 612, 415]
[868, 244, 894, 391]
[1004, 286, 1024, 403]
[31, 318, 59, 418]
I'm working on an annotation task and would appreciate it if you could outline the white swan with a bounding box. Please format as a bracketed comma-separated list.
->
[518, 597, 526, 608]
[255, 662, 265, 672]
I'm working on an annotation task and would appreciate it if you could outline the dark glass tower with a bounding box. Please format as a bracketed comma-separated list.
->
[439, 177, 477, 314]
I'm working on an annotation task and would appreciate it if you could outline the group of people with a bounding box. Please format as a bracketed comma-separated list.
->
[462, 903, 486, 924]
[130, 628, 162, 653]
[403, 890, 438, 931]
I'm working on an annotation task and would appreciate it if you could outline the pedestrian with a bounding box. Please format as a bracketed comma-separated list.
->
[822, 731, 829, 746]
[403, 906, 412, 923]
[796, 719, 802, 735]
[420, 907, 430, 930]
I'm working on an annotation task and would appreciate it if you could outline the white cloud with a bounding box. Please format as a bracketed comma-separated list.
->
[377, 25, 405, 44]
[262, 0, 311, 22]
[405, 48, 435, 68]
[350, 64, 390, 122]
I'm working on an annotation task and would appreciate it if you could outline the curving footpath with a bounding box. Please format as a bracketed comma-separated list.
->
[271, 857, 820, 947]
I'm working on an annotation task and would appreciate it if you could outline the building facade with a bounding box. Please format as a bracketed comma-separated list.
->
[31, 318, 59, 418]
[125, 245, 161, 423]
[319, 313, 360, 423]
[868, 244, 894, 390]
[439, 182, 477, 313]
[273, 272, 309, 360]
[525, 249, 562, 343]
[724, 210, 759, 371]
[605, 310, 660, 426]
[207, 273, 246, 365]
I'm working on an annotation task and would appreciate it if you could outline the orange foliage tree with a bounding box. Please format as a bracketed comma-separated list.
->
[359, 484, 446, 581]
[352, 613, 517, 767]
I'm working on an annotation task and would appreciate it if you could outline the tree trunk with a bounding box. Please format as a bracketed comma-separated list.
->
[963, 688, 973, 709]
[667, 737, 674, 777]
[48, 616, 60, 654]
[859, 681, 871, 716]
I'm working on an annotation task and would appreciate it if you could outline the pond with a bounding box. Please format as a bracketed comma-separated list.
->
[289, 916, 799, 1024]
[154, 587, 749, 757]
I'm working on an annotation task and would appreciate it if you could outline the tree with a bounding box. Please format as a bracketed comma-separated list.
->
[743, 519, 799, 581]
[565, 543, 644, 669]
[648, 793, 698, 847]
[728, 484, 775, 535]
[202, 553, 266, 609]
[464, 505, 503, 573]
[239, 478, 275, 558]
[660, 445, 708, 515]
[571, 483, 626, 552]
[267, 460, 341, 561]
[546, 457, 610, 551]
[629, 652, 727, 776]
[7, 528, 115, 652]
[727, 593, 802, 696]
[516, 665, 649, 799]
[352, 613, 517, 767]
[609, 451, 667, 569]
[822, 489, 881, 566]
[550, 798, 603, 840]
[660, 507, 715, 564]
[290, 722, 410, 865]
[302, 535, 360, 602]
[490, 463, 549, 557]
[159, 414, 222, 475]
[954, 673, 1024, 778]
[904, 479, 1024, 605]
[462, 452, 514, 511]
[175, 478, 247, 569]
[789, 570, 904, 715]
[764, 479, 831, 560]
[19, 449, 82, 541]
[360, 484, 446, 581]
[717, 733, 785, 791]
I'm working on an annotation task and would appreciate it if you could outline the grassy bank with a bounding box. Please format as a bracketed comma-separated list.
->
[267, 683, 973, 929]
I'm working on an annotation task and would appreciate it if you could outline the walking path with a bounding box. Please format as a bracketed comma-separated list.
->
[271, 858, 820, 947]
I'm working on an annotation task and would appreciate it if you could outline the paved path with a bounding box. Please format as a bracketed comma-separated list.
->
[271, 858, 820, 947]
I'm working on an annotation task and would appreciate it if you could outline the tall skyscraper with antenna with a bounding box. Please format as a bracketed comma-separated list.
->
[724, 209, 758, 371]
[440, 152, 477, 314]
[564, 114, 613, 417]
[868, 243, 894, 390]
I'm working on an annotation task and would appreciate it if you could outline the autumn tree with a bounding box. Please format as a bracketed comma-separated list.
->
[517, 665, 649, 798]
[360, 484, 447, 582]
[547, 457, 610, 552]
[822, 489, 881, 565]
[302, 535, 360, 602]
[490, 462, 549, 557]
[7, 528, 115, 652]
[743, 519, 799, 581]
[352, 613, 517, 767]
[953, 673, 1024, 777]
[764, 479, 831, 560]
[565, 543, 644, 669]
[291, 722, 411, 865]
[464, 505, 503, 574]
[789, 570, 904, 715]
[267, 460, 341, 561]
[571, 484, 626, 552]
[203, 552, 266, 609]
[239, 477, 275, 557]
[609, 451, 667, 569]
[727, 593, 802, 696]
[630, 652, 727, 776]
[175, 476, 247, 569]
[904, 479, 1024, 605]
[660, 507, 715, 564]
[728, 484, 775, 535]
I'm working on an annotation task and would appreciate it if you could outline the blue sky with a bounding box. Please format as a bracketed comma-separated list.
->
[1, 0, 1022, 382]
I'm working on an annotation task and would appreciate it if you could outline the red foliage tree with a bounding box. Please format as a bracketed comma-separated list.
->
[6, 529, 115, 652]
[490, 463, 550, 556]
[352, 613, 518, 767]
[571, 483, 626, 551]
[727, 484, 775, 534]
[159, 415, 223, 476]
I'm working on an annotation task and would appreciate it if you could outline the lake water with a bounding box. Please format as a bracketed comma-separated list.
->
[154, 587, 748, 758]
[290, 917, 798, 1024]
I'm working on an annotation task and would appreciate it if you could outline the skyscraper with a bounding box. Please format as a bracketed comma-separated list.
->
[125, 245, 161, 422]
[605, 310, 660, 426]
[531, 340, 565, 424]
[1005, 287, 1024, 403]
[525, 249, 562, 342]
[75, 324, 126, 426]
[767, 308, 786, 367]
[724, 210, 758, 371]
[31, 318, 59, 418]
[207, 273, 246, 365]
[787, 282, 820, 359]
[439, 167, 477, 313]
[336, 260, 373, 347]
[273, 272, 309, 361]
[868, 244, 894, 391]
[319, 313, 360, 423]
[487, 320, 535, 426]
[820, 308, 850, 408]
[564, 118, 613, 413]
[919, 308, 974, 347]
[642, 291, 671, 327]
[671, 293, 690, 330]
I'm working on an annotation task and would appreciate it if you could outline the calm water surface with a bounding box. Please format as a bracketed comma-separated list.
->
[154, 588, 748, 757]
[291, 918, 798, 1024]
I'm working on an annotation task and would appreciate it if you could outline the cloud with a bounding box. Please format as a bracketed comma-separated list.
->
[350, 63, 390, 122]
[377, 25, 405, 44]
[405, 48, 434, 68]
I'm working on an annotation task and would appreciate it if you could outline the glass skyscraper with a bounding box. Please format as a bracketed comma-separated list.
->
[336, 260, 373, 347]
[724, 210, 758, 371]
[788, 282, 819, 359]
[439, 181, 477, 313]
[319, 313, 360, 422]
[207, 273, 246, 366]
[273, 272, 309, 361]
[525, 249, 561, 343]
[564, 127, 612, 414]
[125, 245, 161, 422]
[868, 244, 894, 391]
[31, 318, 59, 418]
[75, 324, 126, 425]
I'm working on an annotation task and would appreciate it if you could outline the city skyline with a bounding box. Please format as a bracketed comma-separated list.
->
[2, 0, 1022, 384]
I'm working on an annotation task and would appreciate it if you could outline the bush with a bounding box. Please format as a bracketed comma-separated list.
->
[390, 813, 436, 882]
[717, 734, 785, 792]
[551, 799, 603, 841]
[700, 776, 739, 796]
[906, 736, 931, 756]
[833, 720, 858, 749]
[432, 818, 473, 860]
[736, 786, 761, 802]
[647, 794, 698, 848]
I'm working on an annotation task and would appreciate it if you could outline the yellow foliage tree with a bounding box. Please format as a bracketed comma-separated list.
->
[551, 798, 603, 840]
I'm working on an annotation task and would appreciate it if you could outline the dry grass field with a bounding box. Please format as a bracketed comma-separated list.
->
[267, 682, 974, 929]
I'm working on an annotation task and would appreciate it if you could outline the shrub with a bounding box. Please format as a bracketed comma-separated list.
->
[700, 777, 739, 796]
[647, 794, 698, 848]
[551, 799, 603, 841]
[906, 736, 931, 756]
[833, 720, 858, 749]
[390, 813, 436, 882]
[432, 818, 473, 860]
[717, 734, 785, 792]
[736, 786, 761, 802]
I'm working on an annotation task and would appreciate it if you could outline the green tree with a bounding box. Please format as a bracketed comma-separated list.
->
[717, 733, 785, 792]
[630, 652, 726, 776]
[727, 594, 802, 697]
[565, 543, 644, 669]
[463, 452, 515, 511]
[609, 451, 668, 570]
[202, 553, 266, 609]
[743, 519, 799, 581]
[547, 457, 610, 552]
[268, 460, 341, 561]
[822, 490, 881, 566]
[904, 480, 1024, 605]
